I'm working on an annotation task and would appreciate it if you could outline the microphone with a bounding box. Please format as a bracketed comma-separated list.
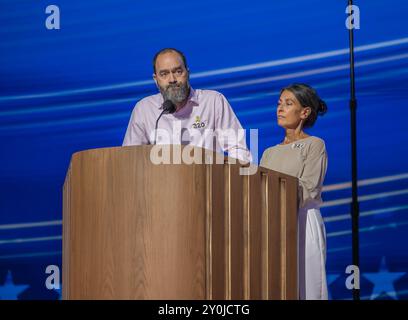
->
[154, 100, 176, 144]
[162, 100, 177, 114]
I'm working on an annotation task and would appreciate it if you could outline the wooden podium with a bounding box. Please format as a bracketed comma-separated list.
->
[63, 145, 298, 299]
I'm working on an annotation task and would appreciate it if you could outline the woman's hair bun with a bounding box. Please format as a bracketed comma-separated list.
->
[281, 83, 328, 128]
[318, 99, 328, 116]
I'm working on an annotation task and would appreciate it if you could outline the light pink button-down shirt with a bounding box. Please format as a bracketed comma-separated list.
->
[122, 88, 251, 162]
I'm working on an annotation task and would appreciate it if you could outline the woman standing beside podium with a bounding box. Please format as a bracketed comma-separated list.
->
[260, 84, 328, 300]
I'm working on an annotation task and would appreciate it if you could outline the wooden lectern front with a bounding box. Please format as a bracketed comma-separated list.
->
[63, 145, 298, 299]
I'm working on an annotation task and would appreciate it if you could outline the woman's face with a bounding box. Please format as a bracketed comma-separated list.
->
[276, 90, 310, 129]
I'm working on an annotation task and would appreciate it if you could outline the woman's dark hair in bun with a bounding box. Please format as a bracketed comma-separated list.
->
[281, 83, 327, 128]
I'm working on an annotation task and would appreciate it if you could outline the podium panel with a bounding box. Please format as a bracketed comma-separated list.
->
[63, 145, 298, 299]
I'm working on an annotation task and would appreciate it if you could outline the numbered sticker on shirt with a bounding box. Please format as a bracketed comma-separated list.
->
[192, 122, 206, 129]
[292, 142, 305, 149]
[191, 116, 207, 129]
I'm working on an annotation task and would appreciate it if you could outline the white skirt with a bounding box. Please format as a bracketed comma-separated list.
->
[298, 207, 328, 300]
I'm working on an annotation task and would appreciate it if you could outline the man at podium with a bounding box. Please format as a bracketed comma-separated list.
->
[122, 48, 252, 163]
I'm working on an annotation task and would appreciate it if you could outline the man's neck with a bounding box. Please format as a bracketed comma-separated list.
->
[175, 99, 188, 112]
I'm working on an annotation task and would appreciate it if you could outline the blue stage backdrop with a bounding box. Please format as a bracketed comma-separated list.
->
[1, 0, 408, 300]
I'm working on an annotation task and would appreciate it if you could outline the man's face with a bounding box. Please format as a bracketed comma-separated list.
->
[153, 51, 190, 104]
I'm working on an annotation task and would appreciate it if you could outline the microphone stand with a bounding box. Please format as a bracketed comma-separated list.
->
[348, 0, 360, 301]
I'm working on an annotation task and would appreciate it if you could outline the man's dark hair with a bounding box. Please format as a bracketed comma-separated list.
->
[153, 48, 188, 74]
[281, 83, 328, 128]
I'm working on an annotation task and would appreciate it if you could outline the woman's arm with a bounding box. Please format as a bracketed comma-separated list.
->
[298, 139, 328, 208]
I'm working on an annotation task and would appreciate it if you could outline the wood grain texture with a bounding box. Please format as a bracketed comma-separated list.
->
[208, 162, 225, 299]
[62, 164, 71, 299]
[248, 172, 263, 299]
[64, 146, 206, 299]
[63, 146, 298, 299]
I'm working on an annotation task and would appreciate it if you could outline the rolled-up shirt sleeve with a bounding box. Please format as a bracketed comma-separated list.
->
[215, 93, 252, 163]
[298, 140, 328, 208]
[122, 103, 150, 146]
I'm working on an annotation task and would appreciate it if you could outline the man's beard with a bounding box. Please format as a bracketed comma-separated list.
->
[159, 81, 190, 105]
